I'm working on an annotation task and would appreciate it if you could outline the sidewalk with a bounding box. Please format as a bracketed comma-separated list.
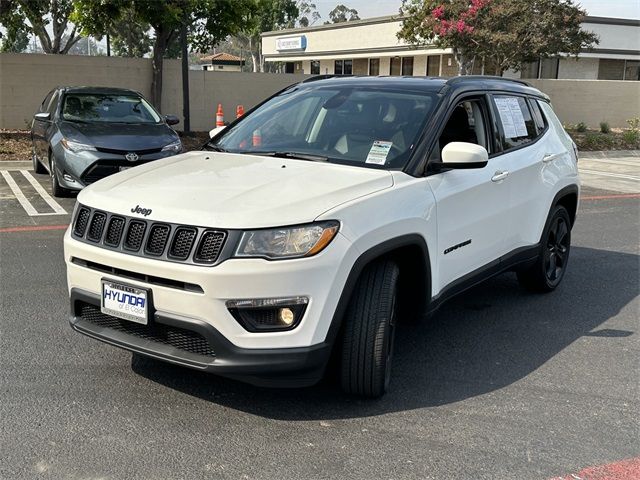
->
[578, 150, 639, 194]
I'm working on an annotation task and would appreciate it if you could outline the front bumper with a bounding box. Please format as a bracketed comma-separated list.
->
[70, 289, 332, 387]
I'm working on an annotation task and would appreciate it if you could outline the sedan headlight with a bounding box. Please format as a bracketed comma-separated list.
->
[235, 221, 339, 259]
[60, 138, 96, 153]
[161, 140, 182, 153]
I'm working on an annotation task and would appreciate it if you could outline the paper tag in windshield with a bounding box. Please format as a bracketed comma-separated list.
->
[365, 140, 393, 165]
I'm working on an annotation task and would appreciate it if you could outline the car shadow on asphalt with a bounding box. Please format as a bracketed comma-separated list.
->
[131, 246, 638, 420]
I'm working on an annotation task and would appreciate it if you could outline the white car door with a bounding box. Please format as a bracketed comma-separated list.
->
[490, 95, 572, 250]
[426, 97, 512, 295]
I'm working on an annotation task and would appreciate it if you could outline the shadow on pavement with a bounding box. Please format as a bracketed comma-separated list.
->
[131, 246, 638, 420]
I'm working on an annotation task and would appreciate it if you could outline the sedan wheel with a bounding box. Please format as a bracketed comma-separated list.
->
[50, 155, 67, 198]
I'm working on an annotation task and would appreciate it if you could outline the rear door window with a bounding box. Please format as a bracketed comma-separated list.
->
[492, 95, 538, 150]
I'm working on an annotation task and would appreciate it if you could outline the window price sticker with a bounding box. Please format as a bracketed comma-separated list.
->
[365, 140, 393, 165]
[495, 97, 528, 138]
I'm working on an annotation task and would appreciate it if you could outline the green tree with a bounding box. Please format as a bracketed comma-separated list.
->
[236, 0, 299, 72]
[327, 4, 359, 23]
[0, 0, 82, 54]
[398, 0, 599, 76]
[295, 1, 321, 27]
[0, 24, 30, 53]
[72, 0, 252, 108]
[108, 7, 153, 58]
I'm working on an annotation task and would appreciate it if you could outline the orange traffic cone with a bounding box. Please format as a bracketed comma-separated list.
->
[216, 104, 224, 127]
[252, 129, 261, 147]
[236, 105, 244, 118]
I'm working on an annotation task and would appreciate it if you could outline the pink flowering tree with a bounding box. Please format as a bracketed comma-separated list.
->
[398, 0, 491, 75]
[398, 0, 599, 76]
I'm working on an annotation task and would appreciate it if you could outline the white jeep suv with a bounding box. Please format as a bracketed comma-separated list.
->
[65, 76, 579, 397]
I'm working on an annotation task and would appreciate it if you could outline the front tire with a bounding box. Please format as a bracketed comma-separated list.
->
[32, 146, 46, 174]
[340, 259, 399, 398]
[517, 205, 572, 292]
[49, 154, 67, 198]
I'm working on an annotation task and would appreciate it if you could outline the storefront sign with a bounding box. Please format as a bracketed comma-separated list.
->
[276, 36, 307, 51]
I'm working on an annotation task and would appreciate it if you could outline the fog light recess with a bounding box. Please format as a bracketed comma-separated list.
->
[226, 297, 308, 332]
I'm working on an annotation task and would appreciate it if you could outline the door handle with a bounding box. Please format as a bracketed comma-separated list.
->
[543, 153, 561, 163]
[491, 170, 509, 182]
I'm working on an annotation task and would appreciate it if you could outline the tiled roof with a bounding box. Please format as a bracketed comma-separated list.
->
[200, 52, 243, 63]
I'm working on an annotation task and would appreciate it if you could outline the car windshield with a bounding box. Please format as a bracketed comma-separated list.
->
[212, 85, 438, 169]
[61, 93, 161, 124]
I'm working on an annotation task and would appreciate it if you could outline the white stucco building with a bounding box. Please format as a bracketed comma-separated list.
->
[261, 15, 640, 80]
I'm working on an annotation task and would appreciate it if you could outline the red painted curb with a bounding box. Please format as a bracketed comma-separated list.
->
[549, 457, 640, 480]
[0, 224, 68, 233]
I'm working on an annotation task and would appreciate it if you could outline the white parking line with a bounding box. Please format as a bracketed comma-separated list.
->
[580, 169, 640, 182]
[19, 170, 67, 214]
[0, 170, 67, 216]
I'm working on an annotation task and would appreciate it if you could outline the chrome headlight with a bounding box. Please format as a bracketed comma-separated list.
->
[234, 221, 339, 260]
[161, 140, 182, 153]
[60, 138, 96, 153]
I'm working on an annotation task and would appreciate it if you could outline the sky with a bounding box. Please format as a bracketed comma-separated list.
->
[312, 0, 640, 21]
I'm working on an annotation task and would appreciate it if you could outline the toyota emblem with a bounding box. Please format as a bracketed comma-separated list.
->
[125, 152, 139, 162]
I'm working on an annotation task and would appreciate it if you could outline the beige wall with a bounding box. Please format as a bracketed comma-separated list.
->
[528, 79, 640, 128]
[0, 53, 306, 131]
[1, 54, 638, 130]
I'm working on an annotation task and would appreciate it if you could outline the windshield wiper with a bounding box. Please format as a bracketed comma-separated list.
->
[250, 151, 329, 162]
[203, 143, 227, 152]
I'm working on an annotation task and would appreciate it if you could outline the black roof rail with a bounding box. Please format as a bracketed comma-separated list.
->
[301, 74, 354, 83]
[445, 75, 531, 87]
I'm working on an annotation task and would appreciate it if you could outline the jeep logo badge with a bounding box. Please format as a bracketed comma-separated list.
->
[131, 205, 152, 217]
[125, 152, 139, 162]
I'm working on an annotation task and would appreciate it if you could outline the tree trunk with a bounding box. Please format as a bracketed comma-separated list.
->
[151, 28, 172, 111]
[453, 48, 475, 76]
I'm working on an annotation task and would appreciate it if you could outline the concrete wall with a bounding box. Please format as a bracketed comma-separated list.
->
[1, 54, 638, 130]
[0, 53, 306, 131]
[528, 79, 640, 128]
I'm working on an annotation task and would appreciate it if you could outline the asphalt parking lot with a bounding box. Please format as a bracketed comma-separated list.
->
[0, 154, 638, 480]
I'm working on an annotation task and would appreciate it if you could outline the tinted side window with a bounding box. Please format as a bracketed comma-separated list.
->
[528, 98, 547, 133]
[492, 95, 537, 149]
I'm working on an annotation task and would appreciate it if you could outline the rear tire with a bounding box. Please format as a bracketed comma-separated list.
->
[32, 146, 46, 174]
[340, 259, 399, 398]
[517, 205, 571, 292]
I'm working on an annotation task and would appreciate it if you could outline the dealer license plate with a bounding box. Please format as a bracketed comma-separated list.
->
[101, 280, 149, 325]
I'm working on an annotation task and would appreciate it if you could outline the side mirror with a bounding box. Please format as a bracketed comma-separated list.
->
[165, 114, 180, 126]
[437, 142, 488, 170]
[209, 125, 226, 139]
[34, 112, 51, 121]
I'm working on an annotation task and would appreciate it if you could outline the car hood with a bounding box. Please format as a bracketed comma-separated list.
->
[78, 151, 394, 228]
[59, 121, 178, 151]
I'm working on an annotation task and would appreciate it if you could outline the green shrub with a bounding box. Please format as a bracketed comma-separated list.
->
[599, 121, 610, 134]
[582, 132, 614, 150]
[575, 122, 588, 133]
[626, 117, 640, 131]
[622, 129, 640, 145]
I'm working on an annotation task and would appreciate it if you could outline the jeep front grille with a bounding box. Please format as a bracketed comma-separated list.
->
[71, 205, 228, 266]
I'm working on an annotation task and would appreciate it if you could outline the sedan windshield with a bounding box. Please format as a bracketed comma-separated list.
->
[61, 93, 161, 124]
[212, 85, 438, 169]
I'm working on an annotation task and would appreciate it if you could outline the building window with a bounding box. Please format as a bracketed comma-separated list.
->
[401, 57, 414, 76]
[334, 59, 352, 75]
[310, 60, 320, 75]
[369, 58, 380, 75]
[521, 58, 559, 79]
[390, 57, 401, 76]
[598, 59, 625, 80]
[624, 60, 640, 81]
[540, 58, 559, 79]
[427, 56, 440, 76]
